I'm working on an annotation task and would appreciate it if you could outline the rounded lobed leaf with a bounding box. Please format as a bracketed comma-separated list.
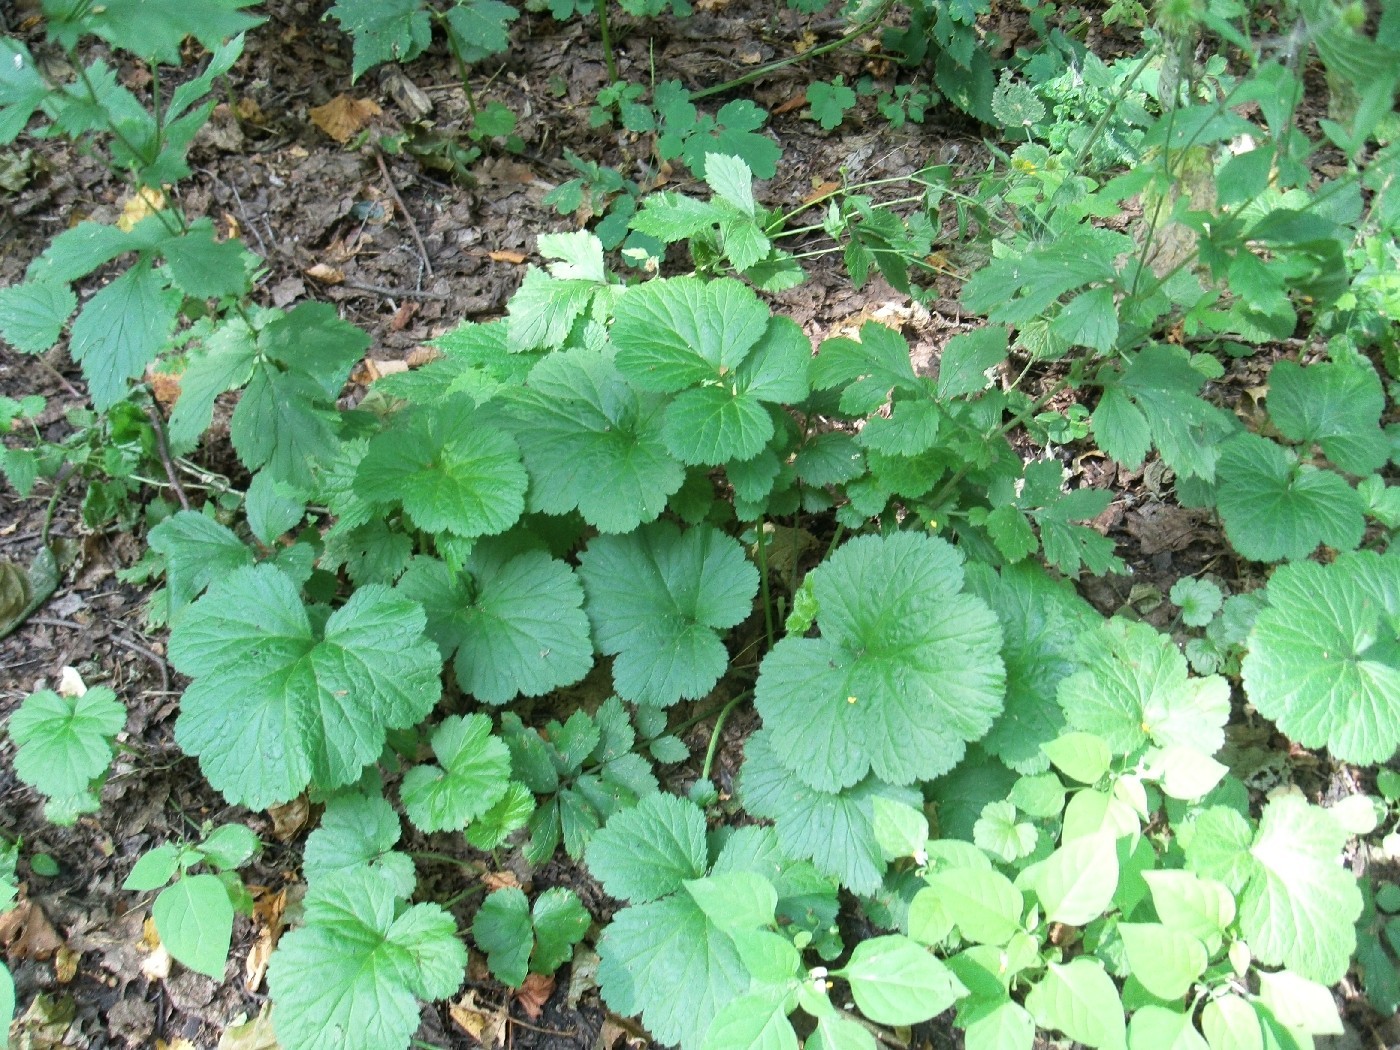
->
[754, 532, 1005, 792]
[1242, 551, 1400, 765]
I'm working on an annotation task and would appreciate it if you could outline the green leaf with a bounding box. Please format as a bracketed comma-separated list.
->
[473, 888, 533, 987]
[200, 824, 260, 870]
[170, 564, 442, 810]
[836, 936, 966, 1026]
[1050, 287, 1119, 353]
[1254, 971, 1343, 1035]
[1170, 578, 1222, 628]
[754, 532, 1004, 791]
[1141, 869, 1234, 956]
[0, 38, 51, 144]
[701, 992, 799, 1050]
[597, 891, 749, 1050]
[857, 399, 942, 457]
[972, 800, 1038, 863]
[356, 399, 527, 539]
[964, 999, 1035, 1050]
[1026, 958, 1127, 1050]
[466, 781, 536, 851]
[1118, 923, 1208, 1001]
[507, 347, 684, 533]
[8, 687, 125, 804]
[965, 562, 1094, 774]
[808, 1012, 878, 1050]
[1216, 433, 1364, 562]
[397, 548, 592, 705]
[0, 280, 76, 353]
[167, 315, 258, 450]
[1200, 995, 1263, 1050]
[937, 326, 1008, 399]
[59, 0, 262, 66]
[1042, 732, 1111, 784]
[1266, 358, 1389, 475]
[154, 874, 234, 979]
[962, 229, 1131, 325]
[442, 0, 519, 61]
[910, 867, 1023, 946]
[811, 322, 922, 416]
[147, 510, 254, 616]
[704, 152, 757, 216]
[69, 260, 180, 409]
[808, 77, 856, 129]
[662, 385, 773, 465]
[1127, 1006, 1209, 1049]
[1093, 386, 1152, 471]
[0, 961, 12, 1042]
[586, 792, 708, 904]
[303, 792, 416, 899]
[401, 714, 511, 834]
[124, 844, 181, 892]
[159, 219, 253, 299]
[530, 887, 590, 974]
[579, 523, 758, 705]
[1242, 552, 1400, 765]
[870, 796, 929, 861]
[612, 277, 770, 393]
[268, 868, 466, 1050]
[1183, 806, 1255, 895]
[685, 872, 777, 933]
[1033, 832, 1119, 926]
[1058, 619, 1230, 757]
[1239, 794, 1361, 984]
[739, 731, 920, 894]
[328, 0, 432, 78]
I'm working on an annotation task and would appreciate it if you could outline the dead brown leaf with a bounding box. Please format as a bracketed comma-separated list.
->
[0, 897, 64, 960]
[449, 990, 507, 1047]
[53, 945, 79, 983]
[309, 95, 382, 144]
[148, 367, 182, 407]
[482, 870, 521, 892]
[516, 972, 554, 1019]
[217, 1005, 281, 1050]
[488, 250, 527, 264]
[268, 796, 310, 841]
[117, 186, 166, 231]
[12, 993, 76, 1050]
[772, 92, 808, 116]
[305, 262, 345, 284]
[244, 925, 275, 992]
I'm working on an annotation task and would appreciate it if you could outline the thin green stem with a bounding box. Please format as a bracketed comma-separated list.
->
[700, 691, 750, 782]
[438, 883, 488, 910]
[596, 0, 618, 84]
[755, 518, 775, 651]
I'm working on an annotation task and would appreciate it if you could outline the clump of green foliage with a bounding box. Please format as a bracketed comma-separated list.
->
[2, 0, 1400, 1047]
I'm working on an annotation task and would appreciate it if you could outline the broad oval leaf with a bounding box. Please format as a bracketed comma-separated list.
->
[1118, 922, 1208, 1001]
[1026, 958, 1126, 1050]
[171, 564, 442, 810]
[837, 935, 966, 1026]
[754, 532, 1004, 792]
[1033, 832, 1119, 926]
[154, 874, 234, 980]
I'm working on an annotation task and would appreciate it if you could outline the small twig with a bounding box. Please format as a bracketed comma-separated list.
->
[145, 402, 190, 511]
[505, 1013, 575, 1038]
[340, 280, 448, 300]
[373, 148, 434, 279]
[38, 358, 85, 399]
[27, 617, 171, 693]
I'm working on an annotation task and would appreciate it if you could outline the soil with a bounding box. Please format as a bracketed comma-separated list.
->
[0, 1, 1394, 1048]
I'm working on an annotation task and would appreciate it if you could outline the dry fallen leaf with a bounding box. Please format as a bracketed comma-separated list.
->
[488, 250, 527, 264]
[772, 92, 808, 116]
[305, 262, 345, 284]
[53, 945, 79, 983]
[148, 367, 182, 407]
[117, 186, 166, 231]
[309, 94, 382, 144]
[217, 1005, 281, 1050]
[268, 796, 310, 841]
[449, 990, 507, 1047]
[0, 897, 65, 960]
[516, 972, 554, 1020]
[482, 870, 521, 892]
[244, 925, 275, 992]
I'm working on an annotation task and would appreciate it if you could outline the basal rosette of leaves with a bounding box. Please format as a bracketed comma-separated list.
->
[753, 530, 1006, 792]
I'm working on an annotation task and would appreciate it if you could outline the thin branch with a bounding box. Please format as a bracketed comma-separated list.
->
[373, 148, 435, 279]
[145, 402, 190, 511]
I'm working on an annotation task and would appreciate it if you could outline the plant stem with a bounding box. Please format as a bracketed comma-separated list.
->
[755, 517, 775, 650]
[700, 691, 749, 781]
[596, 0, 618, 84]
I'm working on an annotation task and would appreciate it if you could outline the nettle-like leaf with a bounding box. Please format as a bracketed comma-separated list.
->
[1266, 357, 1389, 475]
[611, 276, 809, 466]
[505, 347, 684, 532]
[590, 798, 822, 1050]
[49, 0, 262, 66]
[147, 510, 254, 616]
[964, 563, 1096, 774]
[170, 564, 442, 810]
[754, 532, 1005, 792]
[810, 320, 926, 417]
[328, 0, 433, 79]
[268, 867, 466, 1050]
[1242, 551, 1400, 764]
[1215, 432, 1364, 562]
[356, 398, 527, 539]
[1057, 618, 1230, 758]
[7, 686, 126, 823]
[402, 714, 511, 834]
[579, 522, 758, 705]
[739, 730, 921, 894]
[303, 792, 416, 899]
[397, 546, 592, 705]
[1189, 796, 1361, 984]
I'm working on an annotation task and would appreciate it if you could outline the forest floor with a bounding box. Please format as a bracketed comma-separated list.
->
[0, 0, 1392, 1047]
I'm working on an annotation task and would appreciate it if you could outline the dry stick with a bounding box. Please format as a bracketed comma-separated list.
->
[145, 403, 191, 511]
[340, 280, 449, 300]
[373, 148, 435, 280]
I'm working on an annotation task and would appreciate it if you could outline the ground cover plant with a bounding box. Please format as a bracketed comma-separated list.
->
[0, 0, 1398, 1047]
